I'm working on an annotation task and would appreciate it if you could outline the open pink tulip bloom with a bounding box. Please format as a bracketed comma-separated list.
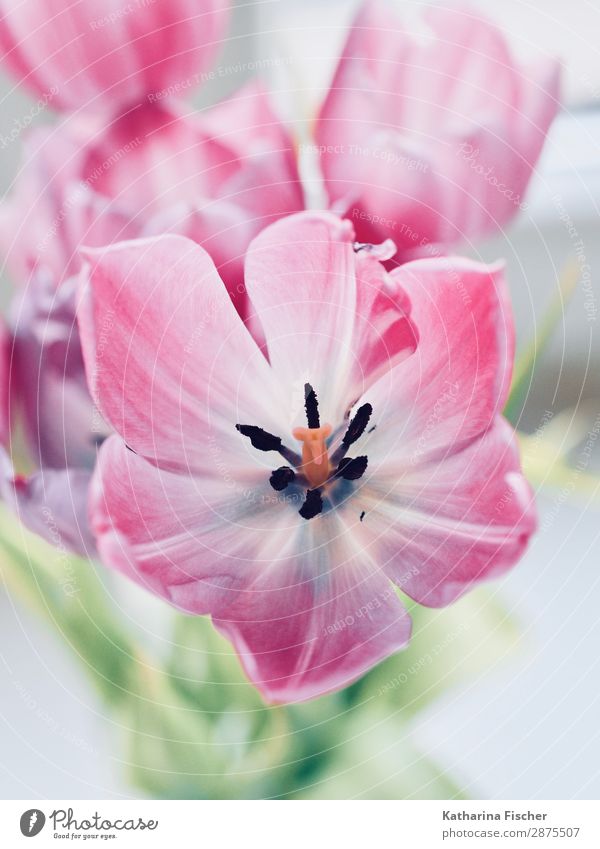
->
[316, 1, 560, 254]
[79, 211, 536, 703]
[0, 0, 230, 112]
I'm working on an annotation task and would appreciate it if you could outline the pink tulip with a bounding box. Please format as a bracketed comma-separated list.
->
[0, 81, 304, 316]
[79, 211, 535, 702]
[316, 1, 560, 255]
[0, 123, 137, 287]
[0, 0, 230, 112]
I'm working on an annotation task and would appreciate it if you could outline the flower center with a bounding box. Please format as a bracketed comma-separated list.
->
[235, 383, 372, 521]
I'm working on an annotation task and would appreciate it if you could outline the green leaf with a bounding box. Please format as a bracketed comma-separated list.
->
[298, 707, 466, 799]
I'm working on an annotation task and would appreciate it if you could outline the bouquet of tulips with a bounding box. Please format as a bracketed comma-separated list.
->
[0, 0, 563, 798]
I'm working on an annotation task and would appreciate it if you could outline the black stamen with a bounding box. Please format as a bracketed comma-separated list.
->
[270, 466, 295, 491]
[360, 511, 365, 522]
[336, 455, 368, 481]
[342, 404, 372, 448]
[299, 488, 323, 520]
[236, 424, 282, 452]
[304, 383, 320, 429]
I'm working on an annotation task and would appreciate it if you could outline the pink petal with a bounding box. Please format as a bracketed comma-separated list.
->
[0, 126, 82, 284]
[363, 256, 513, 465]
[0, 124, 138, 286]
[10, 272, 106, 470]
[0, 0, 230, 112]
[0, 319, 9, 446]
[316, 1, 560, 250]
[80, 101, 237, 216]
[214, 554, 411, 704]
[201, 80, 305, 222]
[360, 418, 536, 607]
[89, 436, 287, 611]
[352, 243, 419, 391]
[202, 79, 292, 154]
[91, 437, 411, 703]
[77, 235, 283, 473]
[0, 452, 96, 557]
[92, 435, 345, 627]
[1, 88, 303, 322]
[342, 255, 531, 608]
[77, 83, 302, 227]
[142, 199, 255, 316]
[243, 211, 416, 426]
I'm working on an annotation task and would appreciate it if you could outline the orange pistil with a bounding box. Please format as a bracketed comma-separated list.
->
[292, 423, 333, 488]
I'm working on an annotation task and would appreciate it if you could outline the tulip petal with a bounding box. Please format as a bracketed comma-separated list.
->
[1, 87, 303, 328]
[0, 123, 140, 285]
[0, 453, 96, 557]
[316, 0, 560, 250]
[10, 273, 106, 471]
[360, 418, 536, 607]
[0, 0, 230, 112]
[78, 235, 284, 474]
[90, 436, 295, 611]
[244, 211, 416, 427]
[143, 199, 254, 314]
[92, 437, 411, 703]
[214, 551, 411, 704]
[361, 256, 513, 465]
[80, 102, 237, 216]
[343, 255, 532, 608]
